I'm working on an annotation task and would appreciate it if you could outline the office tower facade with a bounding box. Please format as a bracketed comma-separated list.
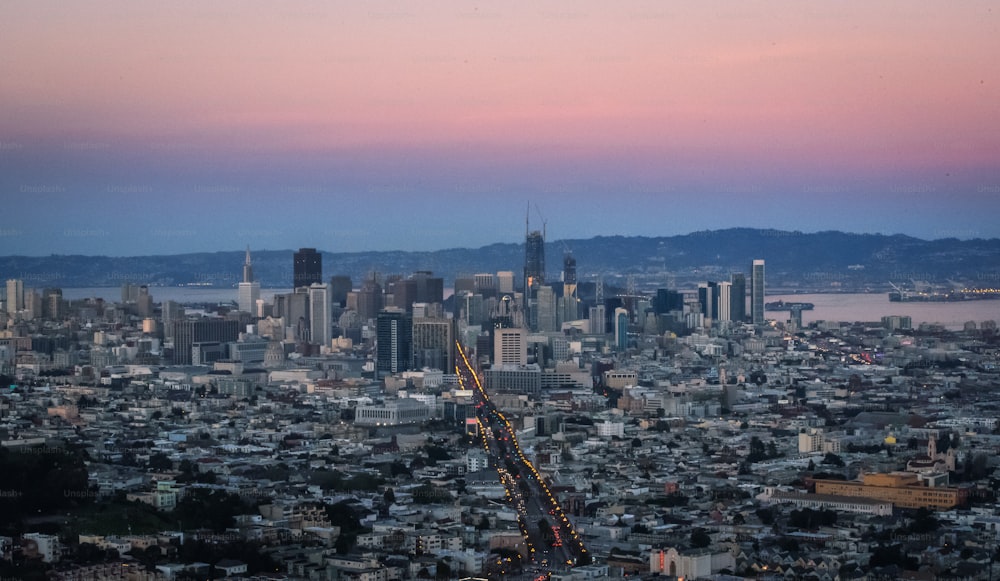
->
[412, 317, 456, 372]
[293, 248, 322, 288]
[614, 307, 629, 351]
[523, 228, 544, 330]
[309, 283, 331, 347]
[588, 305, 606, 335]
[25, 289, 42, 320]
[42, 288, 64, 320]
[238, 247, 261, 314]
[603, 297, 624, 334]
[459, 292, 486, 326]
[536, 285, 557, 332]
[453, 276, 476, 296]
[524, 230, 545, 292]
[419, 275, 439, 304]
[289, 288, 311, 341]
[391, 279, 415, 311]
[494, 327, 527, 366]
[496, 271, 515, 294]
[717, 281, 732, 322]
[121, 283, 140, 304]
[136, 285, 153, 318]
[653, 289, 684, 314]
[474, 273, 497, 297]
[751, 259, 766, 324]
[5, 279, 24, 313]
[376, 308, 412, 378]
[698, 282, 719, 321]
[392, 271, 444, 312]
[172, 318, 240, 365]
[161, 301, 184, 339]
[329, 275, 352, 308]
[353, 277, 384, 321]
[562, 254, 578, 322]
[730, 273, 747, 323]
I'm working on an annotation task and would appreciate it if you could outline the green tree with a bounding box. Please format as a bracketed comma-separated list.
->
[147, 452, 173, 471]
[748, 436, 766, 463]
[822, 452, 845, 467]
[690, 528, 711, 548]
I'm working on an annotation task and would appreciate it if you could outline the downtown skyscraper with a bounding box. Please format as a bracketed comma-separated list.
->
[751, 259, 766, 324]
[293, 248, 322, 288]
[524, 230, 545, 292]
[376, 308, 412, 378]
[238, 246, 260, 314]
[524, 218, 545, 330]
[730, 273, 747, 323]
[309, 282, 331, 347]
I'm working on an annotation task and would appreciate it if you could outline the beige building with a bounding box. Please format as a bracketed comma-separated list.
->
[814, 472, 964, 510]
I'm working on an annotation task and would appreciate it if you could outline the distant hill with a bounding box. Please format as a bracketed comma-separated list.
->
[2, 228, 999, 291]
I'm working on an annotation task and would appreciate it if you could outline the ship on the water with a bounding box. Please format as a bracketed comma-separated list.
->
[765, 300, 814, 311]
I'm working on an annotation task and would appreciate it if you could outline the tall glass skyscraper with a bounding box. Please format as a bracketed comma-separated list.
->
[293, 248, 322, 288]
[730, 273, 747, 322]
[751, 259, 766, 324]
[524, 230, 545, 292]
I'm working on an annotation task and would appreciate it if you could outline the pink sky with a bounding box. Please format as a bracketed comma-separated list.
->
[4, 1, 997, 168]
[1, 1, 999, 254]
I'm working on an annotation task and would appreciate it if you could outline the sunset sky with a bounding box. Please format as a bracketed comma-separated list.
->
[2, 1, 998, 255]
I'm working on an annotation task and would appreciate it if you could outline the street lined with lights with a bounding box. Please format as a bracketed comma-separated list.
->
[456, 343, 589, 574]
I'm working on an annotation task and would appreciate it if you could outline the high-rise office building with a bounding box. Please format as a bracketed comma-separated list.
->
[524, 229, 545, 292]
[496, 271, 515, 295]
[562, 254, 578, 323]
[42, 288, 65, 320]
[494, 327, 527, 366]
[329, 275, 352, 308]
[376, 308, 412, 378]
[717, 281, 732, 322]
[172, 318, 240, 365]
[521, 216, 545, 329]
[121, 283, 140, 304]
[25, 289, 41, 320]
[412, 316, 456, 371]
[238, 246, 261, 314]
[5, 279, 23, 312]
[352, 276, 384, 321]
[588, 305, 606, 335]
[653, 289, 684, 314]
[293, 248, 322, 288]
[614, 307, 629, 351]
[392, 271, 444, 312]
[290, 288, 311, 341]
[474, 273, 497, 297]
[161, 301, 184, 339]
[603, 297, 624, 334]
[453, 276, 476, 296]
[751, 259, 766, 324]
[535, 286, 557, 332]
[459, 292, 486, 326]
[136, 285, 153, 318]
[698, 282, 719, 321]
[309, 283, 331, 347]
[730, 273, 747, 323]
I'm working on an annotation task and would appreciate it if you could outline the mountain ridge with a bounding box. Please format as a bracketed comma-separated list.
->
[2, 228, 999, 290]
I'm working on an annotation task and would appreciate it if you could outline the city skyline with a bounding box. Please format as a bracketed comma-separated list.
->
[2, 1, 998, 256]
